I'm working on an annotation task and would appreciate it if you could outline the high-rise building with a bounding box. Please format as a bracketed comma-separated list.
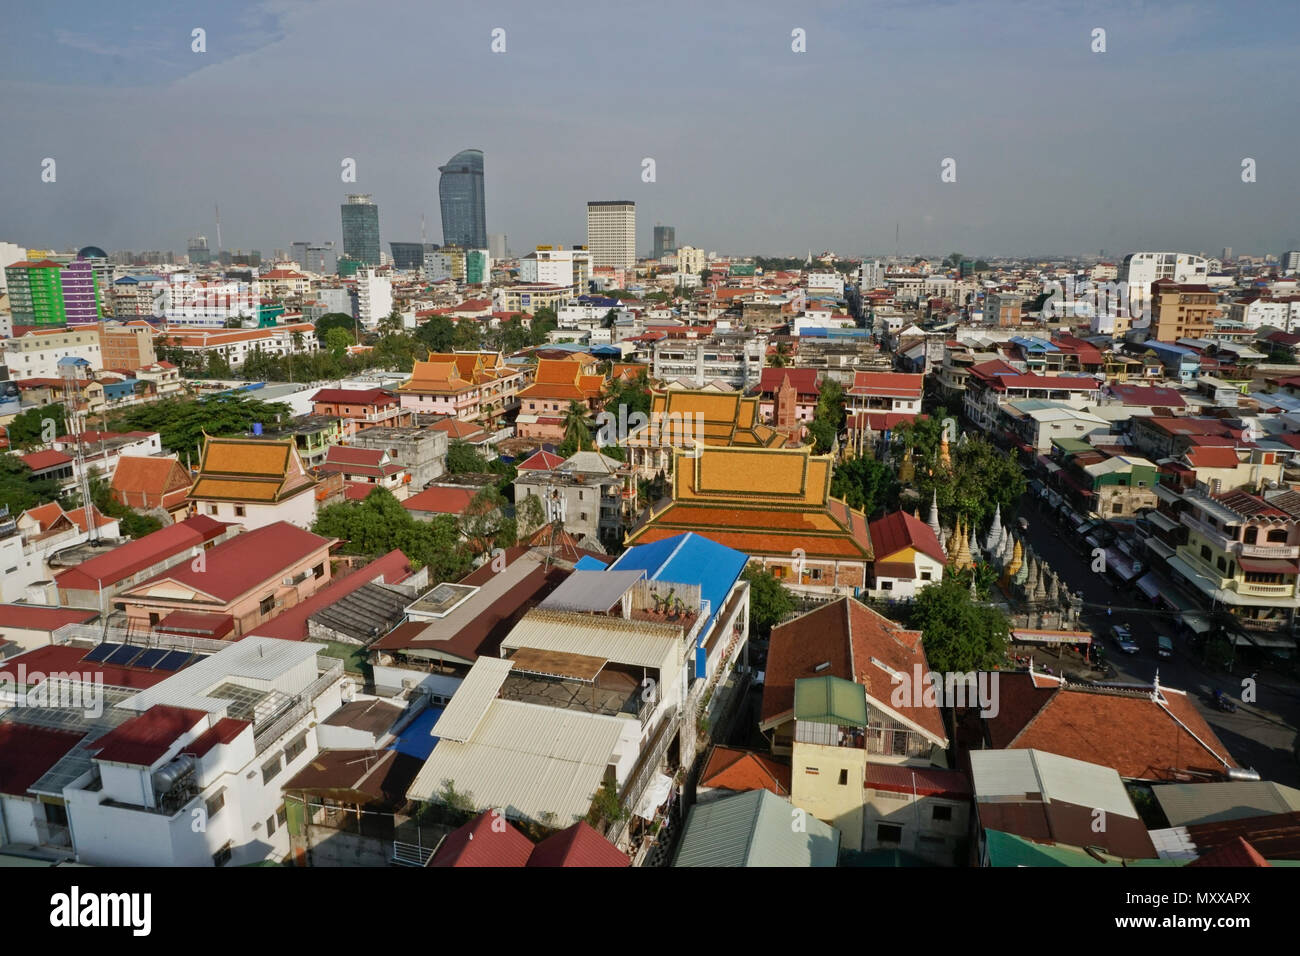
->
[355, 269, 393, 329]
[465, 250, 492, 285]
[653, 225, 676, 260]
[1222, 247, 1233, 262]
[341, 194, 381, 266]
[0, 242, 28, 294]
[3, 258, 101, 328]
[677, 245, 705, 276]
[587, 201, 636, 270]
[292, 241, 337, 275]
[1281, 251, 1300, 276]
[489, 233, 508, 259]
[188, 236, 211, 266]
[1118, 252, 1209, 316]
[1150, 280, 1220, 341]
[438, 149, 487, 250]
[390, 242, 438, 271]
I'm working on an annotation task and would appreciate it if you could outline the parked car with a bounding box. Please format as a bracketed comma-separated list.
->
[1157, 635, 1174, 659]
[1110, 624, 1140, 654]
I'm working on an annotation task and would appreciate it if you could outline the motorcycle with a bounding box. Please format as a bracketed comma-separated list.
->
[1212, 689, 1238, 713]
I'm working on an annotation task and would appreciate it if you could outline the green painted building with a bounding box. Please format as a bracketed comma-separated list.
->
[5, 259, 66, 327]
[465, 249, 490, 285]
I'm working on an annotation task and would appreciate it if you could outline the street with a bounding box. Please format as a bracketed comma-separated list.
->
[1013, 492, 1300, 787]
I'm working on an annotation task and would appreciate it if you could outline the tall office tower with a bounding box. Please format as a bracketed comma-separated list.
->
[438, 149, 487, 250]
[292, 240, 338, 274]
[188, 236, 211, 265]
[653, 225, 676, 260]
[389, 242, 438, 271]
[1222, 247, 1232, 262]
[1281, 251, 1300, 276]
[587, 201, 636, 269]
[341, 194, 381, 266]
[489, 233, 508, 259]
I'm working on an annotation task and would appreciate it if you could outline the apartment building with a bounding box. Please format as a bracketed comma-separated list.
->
[651, 331, 766, 389]
[586, 201, 636, 270]
[1150, 280, 1221, 341]
[3, 326, 103, 379]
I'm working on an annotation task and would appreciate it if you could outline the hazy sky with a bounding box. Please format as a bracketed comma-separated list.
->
[3, 0, 1298, 260]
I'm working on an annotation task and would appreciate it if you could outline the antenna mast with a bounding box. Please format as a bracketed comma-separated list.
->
[215, 204, 222, 253]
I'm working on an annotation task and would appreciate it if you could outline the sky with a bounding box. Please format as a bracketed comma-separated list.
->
[2, 0, 1298, 260]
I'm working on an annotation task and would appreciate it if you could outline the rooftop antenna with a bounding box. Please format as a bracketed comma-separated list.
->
[420, 214, 427, 244]
[215, 203, 222, 254]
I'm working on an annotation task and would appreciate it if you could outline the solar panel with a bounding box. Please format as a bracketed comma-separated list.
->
[132, 648, 167, 670]
[153, 651, 192, 672]
[82, 643, 122, 663]
[105, 645, 144, 667]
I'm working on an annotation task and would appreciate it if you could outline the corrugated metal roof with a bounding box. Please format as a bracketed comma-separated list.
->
[502, 609, 683, 671]
[674, 789, 839, 867]
[407, 699, 626, 824]
[539, 569, 645, 612]
[793, 675, 868, 727]
[430, 656, 514, 743]
[1153, 781, 1300, 828]
[970, 749, 1138, 821]
[119, 637, 321, 716]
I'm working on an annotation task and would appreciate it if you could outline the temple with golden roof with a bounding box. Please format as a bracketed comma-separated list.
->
[187, 436, 319, 531]
[625, 442, 873, 595]
[621, 388, 786, 478]
[396, 350, 527, 426]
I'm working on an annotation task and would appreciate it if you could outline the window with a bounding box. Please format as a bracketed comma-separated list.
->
[1244, 527, 1258, 544]
[207, 504, 218, 515]
[260, 596, 275, 615]
[266, 815, 276, 836]
[285, 733, 308, 764]
[880, 580, 893, 591]
[1200, 545, 1212, 560]
[877, 823, 903, 844]
[262, 755, 282, 784]
[932, 804, 952, 822]
[805, 767, 820, 775]
[838, 769, 848, 786]
[213, 841, 233, 867]
[312, 564, 324, 579]
[1112, 502, 1124, 514]
[234, 505, 246, 517]
[205, 789, 226, 821]
[1268, 529, 1289, 543]
[276, 805, 287, 828]
[919, 570, 932, 581]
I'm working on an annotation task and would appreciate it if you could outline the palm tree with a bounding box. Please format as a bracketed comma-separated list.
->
[562, 401, 592, 454]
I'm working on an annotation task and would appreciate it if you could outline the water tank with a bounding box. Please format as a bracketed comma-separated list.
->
[152, 754, 196, 795]
[1226, 767, 1261, 782]
[253, 422, 263, 436]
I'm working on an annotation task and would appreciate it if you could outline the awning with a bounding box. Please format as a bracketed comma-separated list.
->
[1104, 547, 1141, 582]
[1012, 629, 1092, 645]
[634, 772, 674, 821]
[1229, 630, 1297, 649]
[1136, 573, 1163, 600]
[1238, 557, 1300, 575]
[1180, 612, 1212, 634]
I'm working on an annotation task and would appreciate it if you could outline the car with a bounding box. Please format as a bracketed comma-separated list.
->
[1157, 635, 1174, 659]
[1110, 624, 1140, 654]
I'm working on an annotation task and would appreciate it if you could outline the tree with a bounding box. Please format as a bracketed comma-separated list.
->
[312, 486, 471, 582]
[415, 315, 455, 353]
[605, 368, 651, 420]
[807, 377, 845, 454]
[446, 441, 488, 474]
[7, 403, 67, 449]
[699, 268, 713, 284]
[529, 308, 558, 345]
[830, 455, 896, 516]
[378, 310, 404, 336]
[558, 402, 592, 457]
[515, 491, 547, 539]
[204, 350, 233, 378]
[106, 393, 293, 457]
[324, 327, 354, 357]
[452, 319, 482, 351]
[0, 453, 62, 514]
[742, 565, 797, 637]
[910, 577, 1010, 673]
[88, 474, 161, 539]
[459, 487, 513, 556]
[315, 312, 355, 342]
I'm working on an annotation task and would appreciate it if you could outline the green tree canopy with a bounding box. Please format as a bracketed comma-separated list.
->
[106, 393, 293, 458]
[0, 453, 62, 515]
[324, 327, 354, 357]
[446, 440, 488, 474]
[742, 565, 797, 637]
[910, 577, 1010, 673]
[829, 455, 896, 516]
[415, 315, 455, 353]
[312, 486, 471, 582]
[315, 312, 356, 341]
[7, 403, 67, 449]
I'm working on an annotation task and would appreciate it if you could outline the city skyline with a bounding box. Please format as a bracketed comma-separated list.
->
[2, 1, 1298, 259]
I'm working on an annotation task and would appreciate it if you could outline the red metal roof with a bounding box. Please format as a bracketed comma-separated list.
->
[0, 604, 97, 632]
[311, 387, 396, 407]
[526, 821, 629, 867]
[0, 724, 85, 796]
[700, 745, 792, 796]
[517, 450, 566, 471]
[19, 450, 73, 471]
[249, 550, 413, 641]
[92, 705, 210, 766]
[182, 718, 249, 759]
[868, 509, 947, 566]
[0, 644, 175, 689]
[55, 515, 231, 592]
[429, 810, 534, 867]
[864, 762, 971, 798]
[402, 486, 478, 515]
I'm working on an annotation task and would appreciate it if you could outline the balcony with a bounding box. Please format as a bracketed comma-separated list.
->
[1180, 513, 1238, 553]
[1240, 542, 1300, 559]
[1238, 582, 1297, 597]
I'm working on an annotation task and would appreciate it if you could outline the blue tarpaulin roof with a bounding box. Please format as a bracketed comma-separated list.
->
[574, 555, 611, 571]
[389, 707, 442, 760]
[608, 532, 748, 638]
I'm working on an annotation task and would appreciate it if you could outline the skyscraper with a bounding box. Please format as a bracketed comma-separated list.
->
[438, 149, 487, 250]
[653, 225, 676, 260]
[341, 194, 381, 266]
[587, 201, 636, 269]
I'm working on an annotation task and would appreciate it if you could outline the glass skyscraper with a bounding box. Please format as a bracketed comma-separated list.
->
[438, 149, 487, 250]
[341, 194, 381, 266]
